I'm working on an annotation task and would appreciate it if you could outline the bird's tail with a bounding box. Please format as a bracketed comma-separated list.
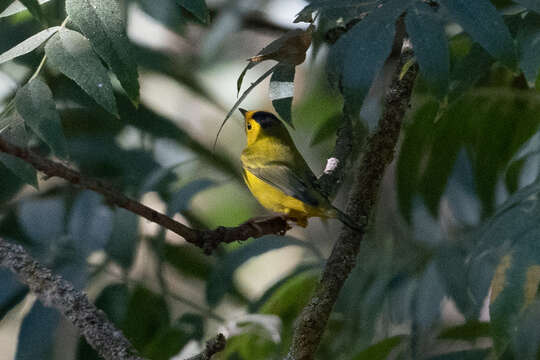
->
[328, 207, 363, 232]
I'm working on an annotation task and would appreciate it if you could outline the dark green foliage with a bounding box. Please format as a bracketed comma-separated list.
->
[2, 0, 540, 359]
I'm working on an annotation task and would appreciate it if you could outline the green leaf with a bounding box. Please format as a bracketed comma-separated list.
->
[206, 236, 314, 306]
[0, 0, 14, 13]
[0, 0, 50, 17]
[397, 100, 439, 221]
[490, 240, 540, 355]
[0, 269, 28, 321]
[16, 302, 60, 360]
[351, 335, 406, 360]
[438, 321, 491, 341]
[143, 314, 204, 360]
[448, 43, 493, 101]
[310, 113, 341, 146]
[105, 208, 139, 270]
[167, 179, 217, 216]
[328, 0, 413, 115]
[512, 300, 540, 359]
[250, 263, 322, 312]
[45, 29, 118, 116]
[66, 0, 139, 102]
[0, 162, 24, 204]
[405, 3, 449, 96]
[517, 12, 540, 88]
[425, 349, 490, 360]
[68, 191, 113, 256]
[260, 270, 319, 327]
[0, 153, 38, 188]
[175, 0, 208, 23]
[513, 0, 540, 13]
[440, 0, 516, 66]
[123, 286, 170, 349]
[0, 27, 59, 65]
[17, 197, 66, 245]
[18, 0, 43, 21]
[15, 79, 68, 158]
[269, 62, 295, 126]
[164, 243, 214, 279]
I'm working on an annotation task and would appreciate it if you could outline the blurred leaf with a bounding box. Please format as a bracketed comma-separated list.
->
[512, 300, 540, 359]
[328, 1, 413, 115]
[116, 97, 240, 179]
[105, 208, 139, 270]
[18, 0, 43, 21]
[0, 0, 50, 17]
[67, 136, 159, 188]
[175, 0, 208, 23]
[250, 263, 322, 312]
[0, 0, 14, 13]
[425, 349, 490, 360]
[0, 152, 38, 188]
[310, 113, 341, 146]
[143, 313, 204, 360]
[294, 0, 379, 25]
[164, 243, 214, 279]
[123, 286, 170, 349]
[167, 178, 217, 216]
[405, 3, 449, 96]
[448, 44, 493, 101]
[351, 335, 406, 360]
[438, 320, 491, 341]
[132, 44, 222, 109]
[0, 162, 24, 204]
[17, 197, 65, 245]
[269, 63, 295, 126]
[45, 29, 118, 116]
[15, 302, 60, 360]
[15, 79, 68, 158]
[490, 243, 540, 355]
[513, 0, 540, 13]
[0, 26, 59, 64]
[397, 100, 439, 221]
[260, 270, 319, 331]
[66, 0, 139, 102]
[136, 0, 185, 31]
[0, 268, 28, 321]
[68, 191, 113, 256]
[206, 236, 313, 306]
[221, 332, 277, 360]
[440, 0, 516, 67]
[517, 12, 540, 88]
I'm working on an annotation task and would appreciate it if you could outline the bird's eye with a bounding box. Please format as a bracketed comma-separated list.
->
[247, 123, 252, 130]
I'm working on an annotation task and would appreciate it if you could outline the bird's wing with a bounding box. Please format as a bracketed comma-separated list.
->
[245, 161, 321, 207]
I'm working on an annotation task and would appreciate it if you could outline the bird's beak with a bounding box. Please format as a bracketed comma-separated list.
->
[238, 108, 248, 117]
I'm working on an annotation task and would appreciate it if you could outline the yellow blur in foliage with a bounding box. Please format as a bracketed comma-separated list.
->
[239, 109, 360, 230]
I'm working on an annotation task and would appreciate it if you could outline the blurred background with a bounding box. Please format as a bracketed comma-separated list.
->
[1, 0, 540, 359]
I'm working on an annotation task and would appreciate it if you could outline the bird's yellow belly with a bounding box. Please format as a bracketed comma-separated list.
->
[243, 170, 326, 219]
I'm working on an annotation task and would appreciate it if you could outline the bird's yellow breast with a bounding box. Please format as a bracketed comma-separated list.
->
[243, 169, 328, 219]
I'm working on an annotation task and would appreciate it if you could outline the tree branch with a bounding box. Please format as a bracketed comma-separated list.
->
[286, 45, 418, 360]
[186, 333, 227, 360]
[0, 138, 291, 254]
[0, 237, 144, 360]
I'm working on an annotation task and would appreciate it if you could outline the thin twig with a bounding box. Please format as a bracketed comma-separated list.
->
[0, 138, 291, 254]
[286, 45, 418, 360]
[0, 238, 144, 360]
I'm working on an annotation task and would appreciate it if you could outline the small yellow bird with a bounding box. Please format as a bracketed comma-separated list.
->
[239, 108, 360, 230]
